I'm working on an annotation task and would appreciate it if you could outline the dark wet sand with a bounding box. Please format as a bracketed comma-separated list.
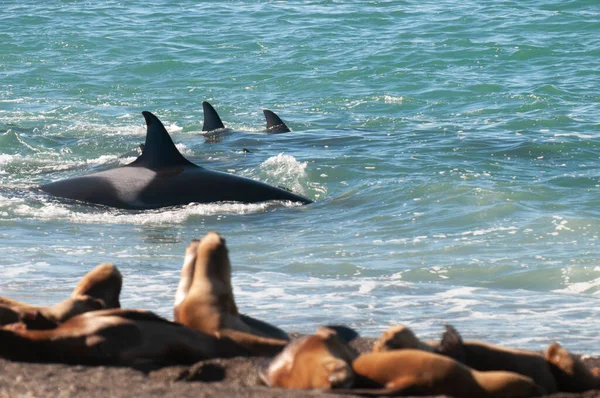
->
[1, 336, 599, 398]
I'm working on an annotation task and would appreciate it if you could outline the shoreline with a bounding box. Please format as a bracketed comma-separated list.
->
[2, 336, 600, 398]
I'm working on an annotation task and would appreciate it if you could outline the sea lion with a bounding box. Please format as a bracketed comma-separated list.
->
[0, 295, 104, 326]
[350, 350, 546, 398]
[259, 327, 359, 389]
[436, 325, 558, 393]
[545, 342, 600, 392]
[0, 263, 122, 327]
[173, 232, 289, 355]
[0, 308, 247, 365]
[372, 325, 434, 353]
[71, 263, 122, 308]
[373, 324, 558, 394]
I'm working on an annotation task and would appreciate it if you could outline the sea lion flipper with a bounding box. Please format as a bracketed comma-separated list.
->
[437, 324, 466, 362]
[218, 328, 287, 356]
[238, 314, 290, 341]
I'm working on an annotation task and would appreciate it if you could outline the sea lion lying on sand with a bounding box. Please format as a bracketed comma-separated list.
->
[437, 325, 558, 393]
[373, 324, 558, 394]
[545, 342, 600, 393]
[259, 327, 359, 389]
[173, 232, 288, 356]
[0, 295, 104, 327]
[0, 308, 247, 365]
[0, 263, 122, 328]
[350, 350, 546, 398]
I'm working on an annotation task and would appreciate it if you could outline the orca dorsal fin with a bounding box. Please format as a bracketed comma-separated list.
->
[263, 110, 290, 133]
[202, 101, 225, 132]
[130, 111, 196, 170]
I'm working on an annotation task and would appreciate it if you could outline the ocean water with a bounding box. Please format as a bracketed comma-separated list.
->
[1, 1, 600, 353]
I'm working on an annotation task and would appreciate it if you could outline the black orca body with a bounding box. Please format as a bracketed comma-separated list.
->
[40, 112, 312, 210]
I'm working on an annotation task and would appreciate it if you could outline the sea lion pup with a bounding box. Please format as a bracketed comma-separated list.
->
[71, 263, 122, 308]
[259, 327, 359, 389]
[435, 325, 558, 393]
[174, 232, 289, 355]
[349, 350, 546, 398]
[0, 308, 246, 365]
[545, 342, 600, 392]
[0, 263, 122, 327]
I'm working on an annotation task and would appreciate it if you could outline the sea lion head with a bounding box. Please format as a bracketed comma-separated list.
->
[545, 342, 598, 392]
[71, 263, 122, 309]
[193, 232, 231, 286]
[259, 327, 358, 389]
[372, 325, 432, 353]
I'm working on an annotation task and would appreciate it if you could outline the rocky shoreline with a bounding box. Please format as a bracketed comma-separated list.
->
[1, 336, 600, 398]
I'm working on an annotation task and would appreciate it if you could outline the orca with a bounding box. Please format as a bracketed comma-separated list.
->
[39, 112, 312, 210]
[202, 101, 291, 134]
[202, 101, 226, 132]
[263, 109, 291, 133]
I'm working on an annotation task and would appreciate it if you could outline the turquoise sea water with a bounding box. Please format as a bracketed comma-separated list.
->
[1, 1, 600, 353]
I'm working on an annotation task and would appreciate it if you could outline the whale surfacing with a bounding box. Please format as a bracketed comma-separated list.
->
[40, 112, 312, 210]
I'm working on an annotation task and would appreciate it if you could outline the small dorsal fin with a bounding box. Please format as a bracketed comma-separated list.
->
[263, 110, 290, 133]
[129, 111, 196, 170]
[202, 101, 225, 132]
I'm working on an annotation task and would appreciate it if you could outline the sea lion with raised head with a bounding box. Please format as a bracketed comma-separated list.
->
[259, 327, 358, 389]
[545, 342, 600, 392]
[0, 263, 122, 327]
[71, 263, 122, 309]
[0, 308, 246, 365]
[173, 232, 289, 355]
[350, 350, 546, 398]
[0, 295, 104, 326]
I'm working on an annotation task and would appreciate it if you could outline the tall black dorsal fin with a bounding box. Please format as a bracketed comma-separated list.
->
[202, 101, 225, 132]
[263, 109, 290, 133]
[130, 111, 196, 170]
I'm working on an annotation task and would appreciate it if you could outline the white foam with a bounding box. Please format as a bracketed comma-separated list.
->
[13, 199, 302, 225]
[255, 153, 309, 195]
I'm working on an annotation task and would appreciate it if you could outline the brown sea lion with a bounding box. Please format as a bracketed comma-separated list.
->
[373, 324, 558, 394]
[71, 263, 122, 308]
[0, 308, 246, 365]
[173, 232, 288, 355]
[545, 342, 600, 392]
[436, 325, 558, 393]
[0, 295, 104, 326]
[0, 263, 122, 327]
[372, 325, 434, 353]
[351, 350, 546, 398]
[259, 327, 359, 389]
